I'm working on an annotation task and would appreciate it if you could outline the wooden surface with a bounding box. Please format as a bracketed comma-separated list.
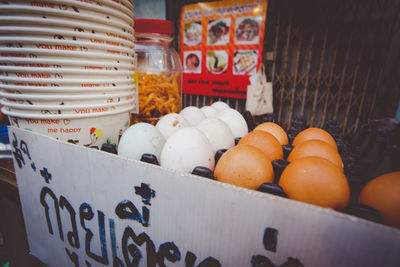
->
[0, 158, 43, 267]
[0, 158, 18, 201]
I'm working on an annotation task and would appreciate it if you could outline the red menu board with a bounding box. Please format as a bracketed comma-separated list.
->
[180, 0, 268, 99]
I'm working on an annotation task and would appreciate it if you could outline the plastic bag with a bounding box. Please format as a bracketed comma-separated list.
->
[245, 64, 273, 116]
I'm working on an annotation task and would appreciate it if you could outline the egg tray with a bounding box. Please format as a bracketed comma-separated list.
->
[105, 111, 399, 229]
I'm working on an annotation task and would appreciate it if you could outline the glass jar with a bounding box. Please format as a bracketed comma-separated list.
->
[132, 19, 182, 125]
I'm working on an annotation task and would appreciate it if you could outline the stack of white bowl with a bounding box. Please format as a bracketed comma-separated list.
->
[0, 0, 136, 149]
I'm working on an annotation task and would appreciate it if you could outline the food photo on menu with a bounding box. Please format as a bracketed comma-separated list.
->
[184, 51, 202, 73]
[184, 21, 202, 46]
[233, 50, 258, 75]
[234, 16, 262, 44]
[206, 50, 228, 74]
[207, 18, 230, 45]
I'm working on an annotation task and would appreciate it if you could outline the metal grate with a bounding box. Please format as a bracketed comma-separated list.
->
[166, 0, 400, 136]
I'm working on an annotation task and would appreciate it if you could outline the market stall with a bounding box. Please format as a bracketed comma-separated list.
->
[0, 0, 400, 266]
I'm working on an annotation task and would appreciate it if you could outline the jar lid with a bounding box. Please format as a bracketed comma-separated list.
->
[134, 19, 174, 35]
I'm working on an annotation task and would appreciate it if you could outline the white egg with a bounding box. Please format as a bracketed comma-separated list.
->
[200, 106, 218, 118]
[160, 127, 215, 173]
[179, 106, 206, 126]
[118, 122, 165, 161]
[217, 108, 248, 138]
[196, 117, 234, 153]
[211, 101, 230, 112]
[156, 113, 188, 139]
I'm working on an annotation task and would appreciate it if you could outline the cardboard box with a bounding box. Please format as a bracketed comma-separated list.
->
[8, 127, 400, 266]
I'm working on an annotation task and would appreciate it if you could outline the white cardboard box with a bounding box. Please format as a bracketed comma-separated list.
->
[8, 127, 400, 267]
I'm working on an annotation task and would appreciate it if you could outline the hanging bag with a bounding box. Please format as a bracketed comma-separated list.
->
[245, 64, 273, 116]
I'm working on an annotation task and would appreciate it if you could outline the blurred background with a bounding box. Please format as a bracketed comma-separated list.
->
[135, 0, 166, 19]
[135, 0, 400, 136]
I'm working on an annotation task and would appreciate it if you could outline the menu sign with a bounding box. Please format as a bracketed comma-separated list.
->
[181, 0, 268, 99]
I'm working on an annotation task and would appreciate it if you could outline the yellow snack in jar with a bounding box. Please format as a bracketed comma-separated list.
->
[132, 72, 181, 125]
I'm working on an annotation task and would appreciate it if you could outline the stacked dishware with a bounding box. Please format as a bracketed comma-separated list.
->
[0, 0, 136, 149]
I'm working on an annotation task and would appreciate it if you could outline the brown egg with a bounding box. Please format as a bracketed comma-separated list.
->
[359, 171, 400, 228]
[214, 144, 273, 190]
[288, 140, 343, 171]
[292, 127, 337, 150]
[254, 122, 288, 145]
[279, 156, 350, 210]
[238, 130, 283, 161]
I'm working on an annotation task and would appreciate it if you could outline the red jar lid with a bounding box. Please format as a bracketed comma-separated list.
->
[134, 19, 174, 35]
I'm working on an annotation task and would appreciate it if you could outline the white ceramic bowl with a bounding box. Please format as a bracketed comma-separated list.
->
[27, 0, 132, 23]
[0, 90, 136, 101]
[96, 0, 133, 18]
[2, 0, 133, 26]
[0, 16, 134, 43]
[0, 26, 134, 48]
[0, 5, 134, 35]
[119, 0, 134, 12]
[1, 99, 135, 115]
[0, 75, 135, 86]
[0, 81, 135, 91]
[0, 67, 133, 81]
[0, 82, 137, 92]
[0, 36, 134, 54]
[6, 109, 131, 149]
[0, 47, 134, 62]
[0, 71, 132, 81]
[2, 101, 134, 118]
[2, 94, 134, 106]
[0, 65, 134, 76]
[0, 66, 133, 78]
[0, 54, 135, 70]
[0, 83, 136, 93]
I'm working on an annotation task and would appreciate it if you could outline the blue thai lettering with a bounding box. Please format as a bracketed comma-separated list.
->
[65, 248, 79, 267]
[121, 226, 144, 266]
[263, 228, 278, 252]
[36, 183, 235, 266]
[59, 195, 80, 248]
[251, 255, 274, 267]
[40, 186, 64, 241]
[20, 140, 31, 160]
[134, 183, 155, 206]
[40, 167, 52, 184]
[79, 203, 108, 265]
[158, 242, 181, 264]
[115, 200, 149, 227]
[11, 133, 25, 168]
[109, 218, 124, 266]
[185, 251, 221, 267]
